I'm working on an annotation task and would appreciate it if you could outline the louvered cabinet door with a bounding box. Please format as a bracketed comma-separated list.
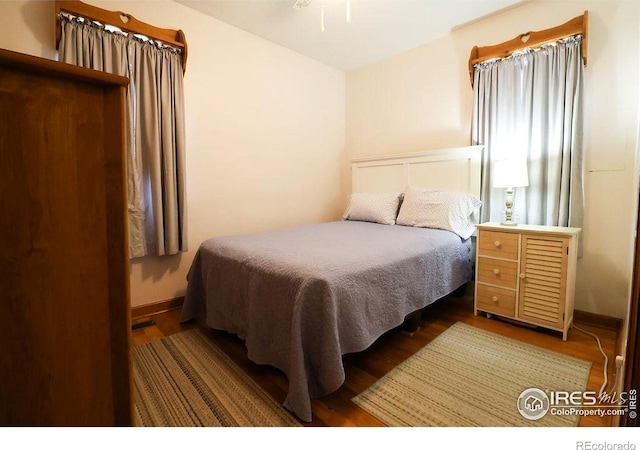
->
[518, 235, 570, 329]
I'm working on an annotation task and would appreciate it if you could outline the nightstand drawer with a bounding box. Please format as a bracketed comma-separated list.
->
[478, 230, 519, 260]
[477, 257, 518, 289]
[476, 284, 516, 317]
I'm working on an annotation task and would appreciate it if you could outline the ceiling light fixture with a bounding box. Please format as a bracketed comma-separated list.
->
[292, 0, 351, 32]
[292, 0, 311, 8]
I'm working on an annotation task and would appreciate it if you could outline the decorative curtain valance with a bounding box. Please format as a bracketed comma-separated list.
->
[468, 11, 588, 85]
[55, 0, 188, 72]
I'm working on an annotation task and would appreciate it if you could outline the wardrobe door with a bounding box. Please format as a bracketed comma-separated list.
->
[0, 49, 132, 426]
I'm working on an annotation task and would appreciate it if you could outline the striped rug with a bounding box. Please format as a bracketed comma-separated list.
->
[352, 322, 592, 427]
[133, 329, 301, 427]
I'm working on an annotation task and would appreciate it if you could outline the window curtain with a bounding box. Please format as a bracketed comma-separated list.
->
[59, 15, 187, 258]
[472, 36, 584, 233]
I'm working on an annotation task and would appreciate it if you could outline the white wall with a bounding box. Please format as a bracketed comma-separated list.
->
[3, 1, 636, 318]
[0, 1, 346, 308]
[346, 0, 640, 319]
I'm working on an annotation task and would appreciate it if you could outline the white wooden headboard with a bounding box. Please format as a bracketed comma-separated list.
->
[351, 145, 483, 198]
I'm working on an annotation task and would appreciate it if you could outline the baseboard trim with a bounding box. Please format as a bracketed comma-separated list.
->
[131, 296, 184, 321]
[574, 309, 622, 332]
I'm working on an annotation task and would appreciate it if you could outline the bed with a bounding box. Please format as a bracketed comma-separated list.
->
[181, 145, 483, 422]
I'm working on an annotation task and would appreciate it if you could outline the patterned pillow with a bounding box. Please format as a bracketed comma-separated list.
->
[396, 186, 481, 239]
[342, 192, 402, 225]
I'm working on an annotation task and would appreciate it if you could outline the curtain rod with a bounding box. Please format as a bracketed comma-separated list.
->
[468, 11, 588, 86]
[58, 13, 183, 55]
[55, 0, 188, 73]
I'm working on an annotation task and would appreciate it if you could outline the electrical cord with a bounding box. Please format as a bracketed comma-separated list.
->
[572, 324, 619, 397]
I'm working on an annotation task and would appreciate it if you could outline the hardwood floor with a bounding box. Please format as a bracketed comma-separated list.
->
[131, 288, 619, 427]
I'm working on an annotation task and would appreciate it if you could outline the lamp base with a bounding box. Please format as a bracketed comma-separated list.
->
[501, 187, 518, 227]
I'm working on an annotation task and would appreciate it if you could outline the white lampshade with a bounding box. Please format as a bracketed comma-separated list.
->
[492, 158, 529, 188]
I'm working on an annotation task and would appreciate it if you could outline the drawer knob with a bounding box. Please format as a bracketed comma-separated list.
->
[494, 240, 501, 248]
[492, 296, 498, 303]
[493, 268, 500, 275]
[520, 273, 525, 279]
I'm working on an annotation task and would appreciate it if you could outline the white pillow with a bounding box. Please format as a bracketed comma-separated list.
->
[342, 192, 402, 225]
[396, 186, 482, 239]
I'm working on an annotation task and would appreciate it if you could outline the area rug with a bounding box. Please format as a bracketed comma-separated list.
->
[352, 322, 592, 427]
[133, 329, 301, 427]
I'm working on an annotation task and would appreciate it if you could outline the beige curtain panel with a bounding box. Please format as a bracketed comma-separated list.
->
[59, 15, 187, 258]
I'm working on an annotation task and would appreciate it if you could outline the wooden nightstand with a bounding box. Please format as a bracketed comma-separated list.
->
[474, 222, 581, 340]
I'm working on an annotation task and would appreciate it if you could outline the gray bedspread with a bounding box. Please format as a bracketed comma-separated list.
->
[181, 221, 472, 422]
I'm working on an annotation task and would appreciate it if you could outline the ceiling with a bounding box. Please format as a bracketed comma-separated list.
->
[176, 0, 525, 72]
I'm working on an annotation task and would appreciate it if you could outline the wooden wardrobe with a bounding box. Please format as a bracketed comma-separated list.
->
[0, 48, 133, 425]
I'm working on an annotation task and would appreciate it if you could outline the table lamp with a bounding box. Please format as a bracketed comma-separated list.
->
[492, 158, 529, 226]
